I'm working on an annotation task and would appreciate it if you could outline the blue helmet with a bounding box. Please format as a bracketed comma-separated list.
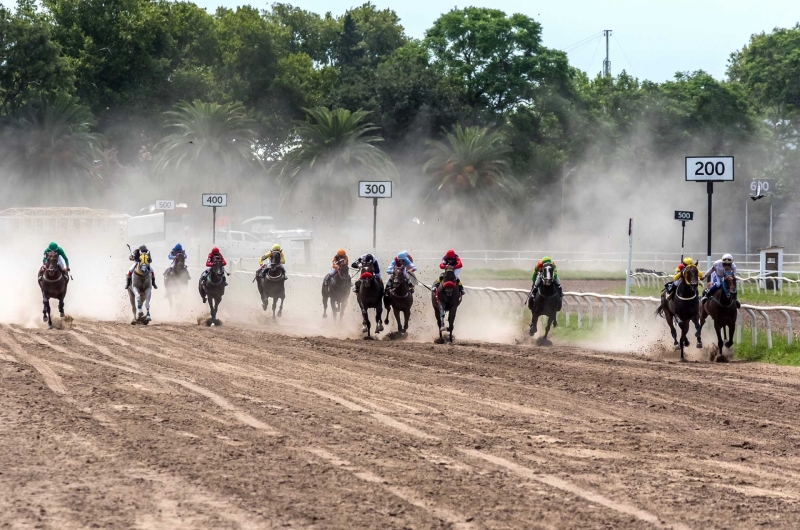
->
[397, 251, 408, 260]
[172, 243, 183, 252]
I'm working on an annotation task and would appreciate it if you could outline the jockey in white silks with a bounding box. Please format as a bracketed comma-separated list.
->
[386, 251, 417, 293]
[701, 253, 739, 307]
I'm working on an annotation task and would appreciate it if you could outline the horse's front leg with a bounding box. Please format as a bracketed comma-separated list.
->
[375, 305, 384, 333]
[679, 320, 691, 360]
[271, 297, 277, 318]
[692, 314, 702, 348]
[725, 323, 735, 349]
[278, 296, 284, 317]
[448, 307, 457, 342]
[360, 304, 370, 335]
[58, 296, 65, 318]
[714, 323, 724, 361]
[544, 316, 553, 340]
[666, 314, 678, 346]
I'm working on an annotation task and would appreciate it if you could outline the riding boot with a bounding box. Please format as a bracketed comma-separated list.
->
[459, 285, 465, 296]
[557, 285, 564, 297]
[736, 300, 741, 308]
[151, 273, 158, 289]
[223, 277, 229, 287]
[353, 280, 361, 294]
[125, 275, 131, 290]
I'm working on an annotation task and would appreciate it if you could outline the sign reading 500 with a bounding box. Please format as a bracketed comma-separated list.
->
[359, 181, 392, 198]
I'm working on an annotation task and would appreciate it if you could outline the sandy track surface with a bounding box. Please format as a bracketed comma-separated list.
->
[2, 321, 800, 529]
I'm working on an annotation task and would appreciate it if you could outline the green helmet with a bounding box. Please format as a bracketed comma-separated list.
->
[542, 256, 552, 264]
[48, 242, 58, 251]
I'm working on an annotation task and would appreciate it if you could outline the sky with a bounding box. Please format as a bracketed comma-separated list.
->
[194, 0, 797, 82]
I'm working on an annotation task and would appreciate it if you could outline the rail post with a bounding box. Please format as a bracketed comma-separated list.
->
[758, 310, 773, 349]
[745, 308, 758, 348]
[736, 310, 742, 344]
[779, 310, 793, 346]
[601, 299, 608, 329]
[573, 295, 583, 329]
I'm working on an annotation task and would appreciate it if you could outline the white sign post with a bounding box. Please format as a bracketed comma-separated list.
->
[685, 156, 734, 270]
[155, 200, 175, 211]
[202, 194, 228, 244]
[359, 181, 392, 251]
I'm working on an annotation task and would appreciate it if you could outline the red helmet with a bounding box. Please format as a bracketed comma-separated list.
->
[211, 247, 219, 254]
[445, 249, 456, 259]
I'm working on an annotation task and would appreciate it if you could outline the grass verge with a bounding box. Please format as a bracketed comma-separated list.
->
[465, 269, 627, 281]
[733, 328, 800, 366]
[618, 285, 800, 307]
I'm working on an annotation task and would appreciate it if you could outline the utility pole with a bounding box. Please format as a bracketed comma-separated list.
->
[603, 30, 612, 77]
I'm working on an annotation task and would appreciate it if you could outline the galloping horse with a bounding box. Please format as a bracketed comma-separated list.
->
[322, 263, 351, 320]
[431, 266, 461, 343]
[528, 262, 561, 344]
[384, 265, 413, 335]
[128, 252, 153, 324]
[256, 250, 286, 318]
[164, 252, 190, 308]
[38, 250, 69, 329]
[356, 265, 384, 337]
[700, 273, 738, 362]
[200, 254, 226, 325]
[656, 264, 702, 360]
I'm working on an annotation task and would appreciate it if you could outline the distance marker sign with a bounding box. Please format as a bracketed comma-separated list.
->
[358, 181, 392, 198]
[202, 193, 227, 207]
[685, 156, 734, 182]
[674, 211, 694, 221]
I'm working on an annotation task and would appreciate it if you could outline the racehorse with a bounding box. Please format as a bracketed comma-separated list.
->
[164, 252, 190, 308]
[256, 250, 286, 318]
[699, 273, 738, 362]
[322, 263, 351, 320]
[356, 265, 384, 337]
[128, 252, 152, 325]
[38, 250, 69, 329]
[200, 254, 226, 325]
[431, 266, 461, 343]
[527, 262, 561, 344]
[384, 265, 413, 335]
[656, 264, 702, 360]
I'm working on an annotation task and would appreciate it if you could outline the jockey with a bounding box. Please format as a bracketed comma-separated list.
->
[259, 244, 286, 277]
[201, 247, 228, 287]
[432, 249, 464, 295]
[42, 242, 69, 275]
[351, 253, 381, 294]
[324, 249, 349, 286]
[665, 257, 701, 299]
[386, 251, 418, 293]
[166, 243, 190, 279]
[126, 244, 156, 290]
[530, 256, 563, 298]
[701, 253, 740, 307]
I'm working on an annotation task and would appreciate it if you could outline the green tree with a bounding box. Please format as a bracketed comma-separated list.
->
[425, 8, 570, 117]
[268, 3, 339, 65]
[0, 0, 74, 115]
[274, 107, 394, 217]
[153, 100, 259, 192]
[423, 125, 517, 216]
[4, 95, 104, 191]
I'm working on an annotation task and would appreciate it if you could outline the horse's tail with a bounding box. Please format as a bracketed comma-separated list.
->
[655, 304, 665, 318]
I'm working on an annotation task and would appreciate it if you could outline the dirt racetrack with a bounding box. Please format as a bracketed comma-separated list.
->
[2, 320, 800, 529]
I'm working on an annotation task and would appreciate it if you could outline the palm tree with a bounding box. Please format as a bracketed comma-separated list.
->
[423, 125, 518, 215]
[153, 100, 259, 191]
[274, 107, 395, 216]
[6, 95, 105, 191]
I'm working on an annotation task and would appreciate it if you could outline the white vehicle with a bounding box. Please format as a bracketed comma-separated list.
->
[215, 229, 269, 261]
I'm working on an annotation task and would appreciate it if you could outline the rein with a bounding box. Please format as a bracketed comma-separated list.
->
[42, 270, 64, 283]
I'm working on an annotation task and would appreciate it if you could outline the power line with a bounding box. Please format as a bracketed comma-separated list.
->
[563, 32, 603, 53]
[613, 34, 638, 78]
[565, 36, 603, 56]
[587, 38, 603, 75]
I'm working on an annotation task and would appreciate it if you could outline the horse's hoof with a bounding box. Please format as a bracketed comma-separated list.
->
[709, 350, 716, 362]
[725, 341, 734, 349]
[679, 357, 687, 363]
[262, 304, 267, 311]
[131, 320, 137, 325]
[59, 312, 65, 318]
[696, 342, 702, 349]
[43, 315, 47, 322]
[440, 326, 446, 332]
[715, 354, 730, 363]
[323, 313, 328, 319]
[377, 324, 384, 333]
[528, 327, 535, 337]
[362, 326, 368, 334]
[277, 310, 282, 317]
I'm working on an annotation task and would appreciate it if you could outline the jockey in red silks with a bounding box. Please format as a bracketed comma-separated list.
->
[201, 247, 228, 286]
[432, 249, 464, 295]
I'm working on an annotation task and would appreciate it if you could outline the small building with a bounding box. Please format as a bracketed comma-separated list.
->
[758, 246, 784, 290]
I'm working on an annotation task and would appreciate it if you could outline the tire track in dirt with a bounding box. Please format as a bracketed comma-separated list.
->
[0, 326, 67, 395]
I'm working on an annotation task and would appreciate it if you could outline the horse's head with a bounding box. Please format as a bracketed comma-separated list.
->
[722, 273, 737, 299]
[442, 265, 456, 282]
[683, 264, 699, 287]
[174, 253, 185, 269]
[270, 250, 282, 268]
[359, 265, 374, 283]
[541, 263, 554, 286]
[137, 253, 151, 276]
[45, 251, 59, 273]
[212, 254, 224, 274]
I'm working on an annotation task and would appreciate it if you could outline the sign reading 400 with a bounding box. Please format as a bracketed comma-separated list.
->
[359, 181, 392, 198]
[202, 193, 227, 207]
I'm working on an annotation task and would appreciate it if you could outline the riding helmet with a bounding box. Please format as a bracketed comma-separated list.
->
[48, 242, 58, 251]
[139, 244, 148, 252]
[682, 257, 694, 266]
[722, 254, 733, 264]
[397, 251, 408, 260]
[272, 244, 281, 251]
[172, 243, 183, 252]
[445, 249, 456, 259]
[336, 248, 347, 257]
[211, 246, 219, 253]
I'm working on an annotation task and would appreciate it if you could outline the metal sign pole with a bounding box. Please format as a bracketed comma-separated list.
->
[769, 201, 773, 247]
[681, 221, 686, 261]
[706, 182, 713, 270]
[372, 197, 378, 253]
[212, 206, 216, 245]
[625, 218, 633, 297]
